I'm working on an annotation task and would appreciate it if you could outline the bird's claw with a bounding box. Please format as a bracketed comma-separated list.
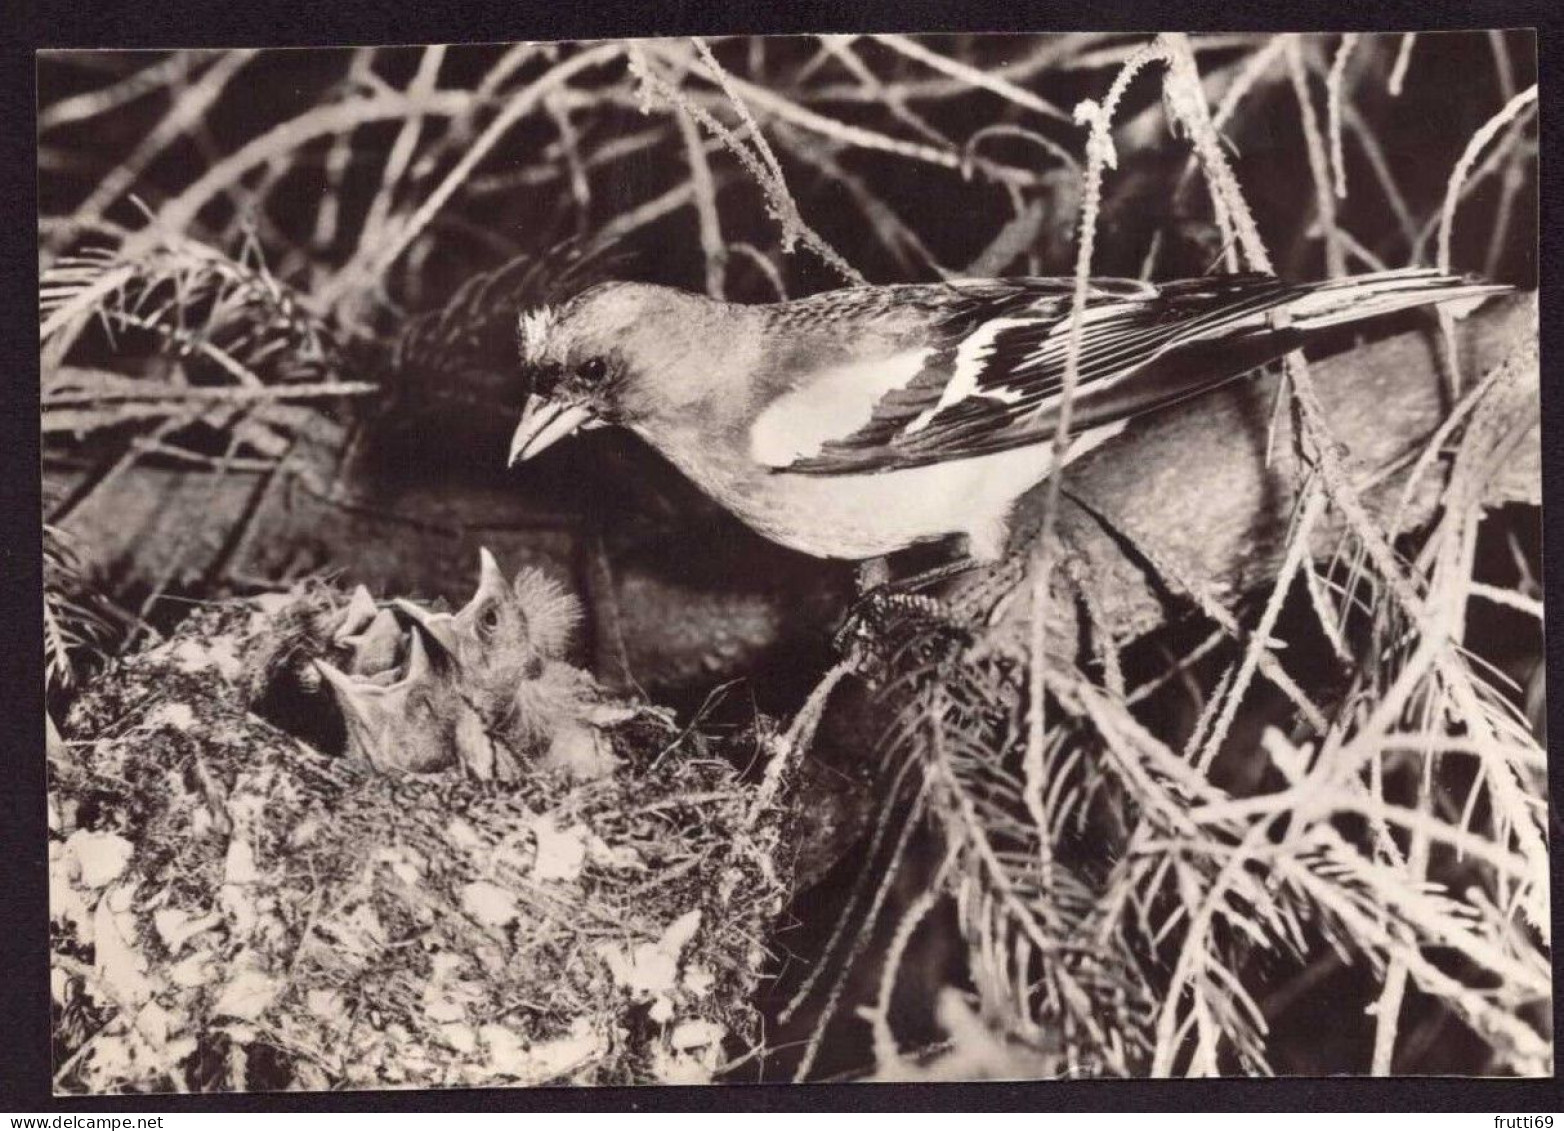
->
[833, 587, 971, 681]
[834, 588, 941, 650]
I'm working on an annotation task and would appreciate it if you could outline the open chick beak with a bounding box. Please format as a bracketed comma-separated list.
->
[508, 394, 599, 467]
[390, 599, 459, 657]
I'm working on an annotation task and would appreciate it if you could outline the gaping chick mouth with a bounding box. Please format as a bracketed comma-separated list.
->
[507, 394, 600, 466]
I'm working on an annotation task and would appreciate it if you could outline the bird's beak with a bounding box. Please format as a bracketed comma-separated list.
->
[476, 547, 507, 597]
[508, 394, 599, 467]
[390, 599, 458, 657]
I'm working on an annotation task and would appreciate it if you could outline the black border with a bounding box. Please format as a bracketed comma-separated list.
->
[4, 0, 1561, 1113]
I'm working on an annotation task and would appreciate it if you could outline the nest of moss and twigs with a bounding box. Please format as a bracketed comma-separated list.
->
[49, 580, 795, 1094]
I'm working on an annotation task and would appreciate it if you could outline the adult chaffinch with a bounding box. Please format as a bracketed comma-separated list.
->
[506, 269, 1502, 564]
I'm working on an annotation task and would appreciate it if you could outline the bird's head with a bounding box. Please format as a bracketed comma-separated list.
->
[508, 281, 752, 466]
[448, 546, 544, 687]
[393, 547, 580, 691]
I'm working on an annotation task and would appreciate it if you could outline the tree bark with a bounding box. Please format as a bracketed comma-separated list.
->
[986, 295, 1539, 643]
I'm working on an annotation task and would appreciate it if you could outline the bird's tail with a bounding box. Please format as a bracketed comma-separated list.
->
[1278, 267, 1509, 332]
[1034, 267, 1510, 448]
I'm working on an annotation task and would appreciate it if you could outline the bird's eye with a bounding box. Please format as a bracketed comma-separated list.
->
[478, 603, 502, 638]
[576, 357, 608, 383]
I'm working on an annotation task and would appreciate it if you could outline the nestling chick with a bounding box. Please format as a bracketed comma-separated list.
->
[315, 615, 461, 774]
[389, 549, 624, 780]
[393, 548, 554, 703]
[507, 270, 1505, 563]
[311, 552, 620, 780]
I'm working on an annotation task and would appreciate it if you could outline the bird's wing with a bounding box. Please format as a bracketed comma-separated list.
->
[764, 269, 1490, 475]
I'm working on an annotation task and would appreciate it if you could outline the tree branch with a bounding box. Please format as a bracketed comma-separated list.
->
[986, 295, 1538, 644]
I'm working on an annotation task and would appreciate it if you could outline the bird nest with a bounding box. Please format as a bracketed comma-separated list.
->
[49, 557, 794, 1093]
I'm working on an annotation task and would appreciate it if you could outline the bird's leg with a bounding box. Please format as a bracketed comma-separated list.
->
[855, 556, 893, 596]
[833, 550, 982, 661]
[848, 553, 982, 619]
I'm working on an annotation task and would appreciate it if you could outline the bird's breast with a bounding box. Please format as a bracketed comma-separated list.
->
[641, 422, 1067, 560]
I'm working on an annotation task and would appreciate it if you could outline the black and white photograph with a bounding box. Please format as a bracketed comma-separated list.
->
[36, 29, 1544, 1092]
